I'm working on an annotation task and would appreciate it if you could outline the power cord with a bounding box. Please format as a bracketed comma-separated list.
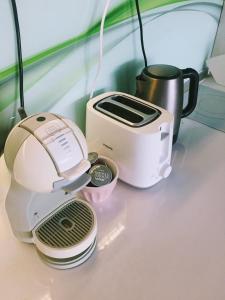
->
[11, 0, 27, 119]
[135, 0, 148, 68]
[89, 0, 112, 99]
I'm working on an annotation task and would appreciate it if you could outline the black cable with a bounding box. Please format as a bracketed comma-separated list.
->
[11, 0, 27, 119]
[135, 0, 148, 68]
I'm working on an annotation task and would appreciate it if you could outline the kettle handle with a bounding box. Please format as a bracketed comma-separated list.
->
[181, 68, 199, 118]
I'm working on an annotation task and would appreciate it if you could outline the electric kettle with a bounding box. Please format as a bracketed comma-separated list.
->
[136, 64, 199, 143]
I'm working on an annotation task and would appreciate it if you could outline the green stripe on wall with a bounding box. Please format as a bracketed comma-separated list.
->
[0, 0, 188, 83]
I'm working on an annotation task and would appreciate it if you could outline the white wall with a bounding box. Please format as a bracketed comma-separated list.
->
[0, 0, 223, 149]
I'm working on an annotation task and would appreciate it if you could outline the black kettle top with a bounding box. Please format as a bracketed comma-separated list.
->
[143, 64, 181, 79]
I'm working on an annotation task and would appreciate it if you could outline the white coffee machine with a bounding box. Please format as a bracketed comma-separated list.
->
[4, 112, 97, 269]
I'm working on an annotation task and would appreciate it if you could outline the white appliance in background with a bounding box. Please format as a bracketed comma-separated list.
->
[4, 112, 97, 269]
[206, 4, 225, 87]
[207, 54, 225, 87]
[86, 92, 174, 188]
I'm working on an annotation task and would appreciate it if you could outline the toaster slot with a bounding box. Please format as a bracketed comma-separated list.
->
[111, 95, 156, 115]
[97, 102, 143, 124]
[94, 94, 161, 127]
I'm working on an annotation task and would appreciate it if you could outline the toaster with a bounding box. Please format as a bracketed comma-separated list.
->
[86, 92, 174, 188]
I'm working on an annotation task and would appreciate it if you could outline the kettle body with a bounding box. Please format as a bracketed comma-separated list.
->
[136, 64, 199, 143]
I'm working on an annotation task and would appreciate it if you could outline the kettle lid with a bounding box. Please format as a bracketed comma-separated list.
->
[144, 64, 181, 79]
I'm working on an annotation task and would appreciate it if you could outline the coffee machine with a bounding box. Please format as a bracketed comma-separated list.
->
[4, 112, 97, 269]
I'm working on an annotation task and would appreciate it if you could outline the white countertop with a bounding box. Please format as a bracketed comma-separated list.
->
[1, 117, 225, 300]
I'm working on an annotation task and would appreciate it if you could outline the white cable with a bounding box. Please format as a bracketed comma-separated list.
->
[89, 0, 112, 99]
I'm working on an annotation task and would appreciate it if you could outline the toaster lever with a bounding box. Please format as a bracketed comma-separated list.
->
[159, 123, 172, 165]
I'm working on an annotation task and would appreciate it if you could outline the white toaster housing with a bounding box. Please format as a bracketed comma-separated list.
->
[86, 92, 174, 188]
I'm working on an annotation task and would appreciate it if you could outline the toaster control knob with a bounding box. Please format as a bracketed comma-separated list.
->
[160, 164, 172, 178]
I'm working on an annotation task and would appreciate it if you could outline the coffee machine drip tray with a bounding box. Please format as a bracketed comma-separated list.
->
[33, 199, 97, 269]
